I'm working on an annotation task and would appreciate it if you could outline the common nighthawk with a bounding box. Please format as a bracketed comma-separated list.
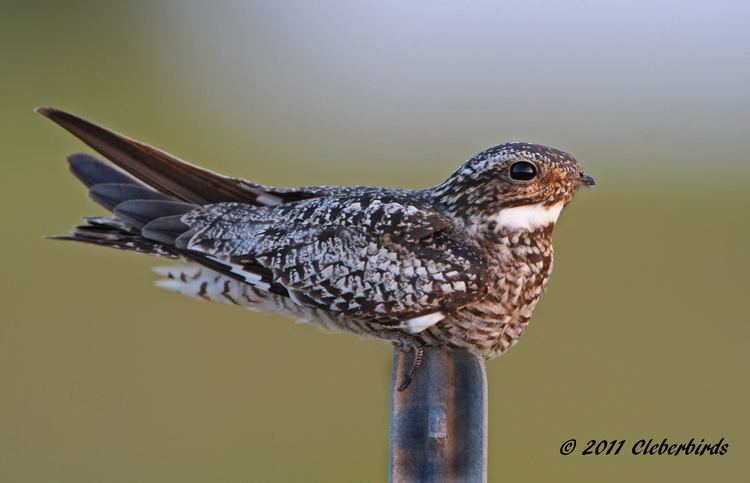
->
[39, 108, 593, 386]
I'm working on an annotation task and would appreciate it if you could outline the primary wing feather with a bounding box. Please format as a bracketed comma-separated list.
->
[37, 107, 344, 206]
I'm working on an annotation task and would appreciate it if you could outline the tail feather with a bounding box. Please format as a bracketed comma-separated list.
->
[142, 215, 191, 245]
[113, 199, 195, 229]
[53, 151, 196, 258]
[51, 223, 178, 258]
[57, 146, 195, 256]
[68, 153, 139, 187]
[89, 183, 171, 210]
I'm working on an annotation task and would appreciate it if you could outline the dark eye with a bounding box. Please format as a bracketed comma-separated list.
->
[509, 161, 537, 181]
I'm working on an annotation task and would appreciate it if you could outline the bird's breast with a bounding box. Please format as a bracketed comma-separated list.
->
[419, 227, 555, 357]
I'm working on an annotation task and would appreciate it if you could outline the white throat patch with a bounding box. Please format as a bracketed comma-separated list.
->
[493, 202, 564, 231]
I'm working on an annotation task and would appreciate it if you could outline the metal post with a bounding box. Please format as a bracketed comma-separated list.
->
[389, 347, 488, 483]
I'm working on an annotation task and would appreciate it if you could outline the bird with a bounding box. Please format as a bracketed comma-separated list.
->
[38, 107, 593, 388]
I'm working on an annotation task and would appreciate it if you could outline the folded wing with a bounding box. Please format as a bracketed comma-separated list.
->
[166, 197, 488, 325]
[41, 108, 488, 329]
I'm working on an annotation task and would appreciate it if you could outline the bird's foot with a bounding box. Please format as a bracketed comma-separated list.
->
[398, 345, 424, 392]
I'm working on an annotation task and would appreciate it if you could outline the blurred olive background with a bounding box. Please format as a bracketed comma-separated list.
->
[1, 1, 748, 482]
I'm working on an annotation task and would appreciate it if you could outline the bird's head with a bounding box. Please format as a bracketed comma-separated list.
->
[432, 142, 593, 233]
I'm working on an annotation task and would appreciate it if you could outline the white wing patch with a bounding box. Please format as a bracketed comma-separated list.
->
[238, 182, 284, 206]
[402, 312, 445, 334]
[226, 261, 271, 290]
[493, 202, 564, 231]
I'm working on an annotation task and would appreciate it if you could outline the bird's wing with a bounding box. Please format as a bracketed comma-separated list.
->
[36, 107, 337, 206]
[167, 196, 488, 327]
[37, 108, 487, 329]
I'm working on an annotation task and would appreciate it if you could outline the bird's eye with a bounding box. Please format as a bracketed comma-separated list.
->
[509, 161, 537, 181]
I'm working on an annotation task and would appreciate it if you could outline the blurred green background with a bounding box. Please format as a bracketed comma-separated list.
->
[1, 1, 748, 482]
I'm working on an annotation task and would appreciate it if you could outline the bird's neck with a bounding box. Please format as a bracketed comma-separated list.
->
[479, 224, 557, 295]
[475, 223, 555, 257]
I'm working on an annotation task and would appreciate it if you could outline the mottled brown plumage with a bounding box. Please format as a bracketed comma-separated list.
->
[40, 107, 593, 361]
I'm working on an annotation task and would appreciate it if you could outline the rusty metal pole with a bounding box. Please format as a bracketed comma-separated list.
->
[389, 347, 488, 483]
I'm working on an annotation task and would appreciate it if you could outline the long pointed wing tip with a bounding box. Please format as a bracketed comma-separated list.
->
[35, 106, 58, 117]
[36, 106, 80, 125]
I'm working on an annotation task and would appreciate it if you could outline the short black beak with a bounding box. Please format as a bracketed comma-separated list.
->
[579, 173, 595, 186]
